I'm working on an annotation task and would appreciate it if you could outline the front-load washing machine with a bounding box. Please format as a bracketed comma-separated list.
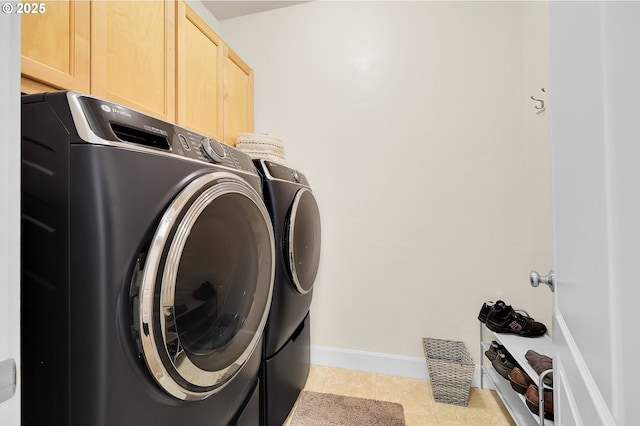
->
[21, 91, 275, 426]
[253, 159, 321, 425]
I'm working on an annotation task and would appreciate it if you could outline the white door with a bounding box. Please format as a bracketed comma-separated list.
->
[0, 12, 21, 426]
[548, 2, 640, 425]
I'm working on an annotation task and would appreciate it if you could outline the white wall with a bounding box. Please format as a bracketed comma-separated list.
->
[522, 1, 553, 331]
[187, 0, 221, 33]
[0, 11, 21, 425]
[220, 1, 552, 367]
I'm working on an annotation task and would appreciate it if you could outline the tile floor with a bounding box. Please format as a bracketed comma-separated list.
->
[285, 365, 516, 426]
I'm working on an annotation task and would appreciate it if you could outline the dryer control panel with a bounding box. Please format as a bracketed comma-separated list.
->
[75, 94, 255, 173]
[262, 160, 309, 186]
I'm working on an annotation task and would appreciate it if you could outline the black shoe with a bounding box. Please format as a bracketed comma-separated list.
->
[478, 301, 495, 323]
[492, 350, 518, 380]
[480, 299, 530, 324]
[484, 341, 503, 362]
[486, 301, 547, 337]
[479, 300, 528, 323]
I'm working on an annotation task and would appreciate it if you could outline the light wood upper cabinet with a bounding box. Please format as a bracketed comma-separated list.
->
[223, 46, 254, 146]
[176, 3, 224, 139]
[21, 1, 90, 93]
[91, 1, 176, 121]
[20, 1, 254, 138]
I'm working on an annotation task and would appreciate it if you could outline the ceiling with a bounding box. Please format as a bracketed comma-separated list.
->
[202, 1, 310, 21]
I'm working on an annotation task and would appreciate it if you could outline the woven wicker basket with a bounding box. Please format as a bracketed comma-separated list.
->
[422, 338, 474, 406]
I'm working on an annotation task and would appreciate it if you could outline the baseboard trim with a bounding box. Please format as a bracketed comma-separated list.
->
[310, 345, 488, 388]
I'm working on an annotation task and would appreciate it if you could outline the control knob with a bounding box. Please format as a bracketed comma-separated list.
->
[201, 137, 226, 163]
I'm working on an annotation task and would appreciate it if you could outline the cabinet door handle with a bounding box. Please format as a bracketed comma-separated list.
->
[530, 270, 555, 292]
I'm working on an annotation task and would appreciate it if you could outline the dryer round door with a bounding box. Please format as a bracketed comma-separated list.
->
[285, 188, 321, 294]
[136, 172, 275, 401]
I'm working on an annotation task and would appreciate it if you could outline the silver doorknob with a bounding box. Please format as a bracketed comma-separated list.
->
[530, 270, 555, 292]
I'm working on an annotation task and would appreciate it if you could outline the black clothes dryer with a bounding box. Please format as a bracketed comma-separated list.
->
[254, 159, 321, 425]
[21, 91, 275, 426]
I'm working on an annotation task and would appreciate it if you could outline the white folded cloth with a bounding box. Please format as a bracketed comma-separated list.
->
[236, 133, 286, 164]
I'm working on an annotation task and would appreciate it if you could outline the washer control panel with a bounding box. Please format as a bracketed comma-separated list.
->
[77, 94, 255, 173]
[201, 137, 225, 161]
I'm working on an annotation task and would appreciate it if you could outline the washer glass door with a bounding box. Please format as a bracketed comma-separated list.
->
[285, 188, 321, 294]
[136, 173, 274, 401]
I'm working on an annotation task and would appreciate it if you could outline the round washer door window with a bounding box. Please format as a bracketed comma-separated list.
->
[285, 188, 321, 294]
[137, 172, 274, 401]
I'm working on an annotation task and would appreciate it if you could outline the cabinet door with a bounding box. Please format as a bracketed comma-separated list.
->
[21, 1, 90, 93]
[91, 1, 175, 121]
[176, 2, 223, 139]
[223, 46, 254, 146]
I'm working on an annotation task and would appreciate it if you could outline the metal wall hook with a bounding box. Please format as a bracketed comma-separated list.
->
[531, 88, 546, 113]
[531, 95, 545, 109]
